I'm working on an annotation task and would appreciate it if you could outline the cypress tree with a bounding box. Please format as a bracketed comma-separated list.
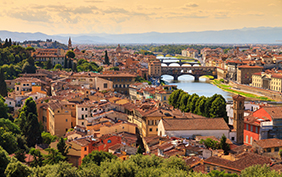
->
[46, 59, 52, 69]
[24, 112, 42, 147]
[0, 68, 7, 97]
[104, 50, 110, 65]
[64, 57, 68, 68]
[57, 137, 68, 156]
[8, 38, 12, 47]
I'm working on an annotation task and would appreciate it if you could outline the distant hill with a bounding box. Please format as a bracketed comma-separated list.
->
[1, 27, 282, 44]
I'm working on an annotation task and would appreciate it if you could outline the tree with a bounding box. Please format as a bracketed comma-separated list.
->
[241, 164, 280, 177]
[4, 160, 32, 177]
[82, 150, 117, 166]
[109, 66, 119, 71]
[104, 50, 110, 65]
[46, 59, 52, 69]
[41, 132, 57, 144]
[209, 170, 238, 177]
[179, 93, 190, 112]
[72, 62, 77, 72]
[194, 96, 206, 115]
[137, 146, 143, 154]
[168, 90, 184, 108]
[33, 161, 77, 177]
[29, 148, 43, 167]
[66, 50, 75, 58]
[0, 128, 18, 154]
[57, 137, 68, 156]
[209, 95, 228, 123]
[24, 113, 42, 147]
[279, 149, 282, 159]
[14, 149, 26, 163]
[43, 148, 67, 165]
[0, 146, 10, 177]
[0, 99, 9, 119]
[0, 68, 7, 97]
[176, 92, 186, 109]
[64, 57, 68, 68]
[22, 62, 36, 73]
[189, 93, 199, 113]
[200, 138, 219, 150]
[204, 94, 218, 117]
[220, 134, 230, 155]
[54, 64, 63, 70]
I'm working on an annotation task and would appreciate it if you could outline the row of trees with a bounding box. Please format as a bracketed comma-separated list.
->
[1, 148, 279, 177]
[168, 90, 228, 123]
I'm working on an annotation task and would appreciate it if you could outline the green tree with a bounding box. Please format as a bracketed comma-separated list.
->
[72, 62, 77, 72]
[104, 50, 110, 65]
[241, 164, 280, 177]
[109, 66, 119, 71]
[0, 128, 18, 154]
[209, 170, 238, 177]
[0, 146, 10, 177]
[0, 68, 7, 97]
[5, 160, 31, 177]
[179, 93, 190, 112]
[57, 137, 68, 156]
[0, 98, 9, 119]
[162, 156, 189, 172]
[46, 59, 52, 69]
[194, 96, 206, 115]
[204, 94, 218, 117]
[64, 57, 68, 68]
[54, 64, 63, 70]
[66, 50, 75, 58]
[168, 90, 184, 108]
[176, 92, 186, 109]
[189, 93, 199, 113]
[209, 95, 228, 123]
[29, 148, 43, 167]
[137, 146, 143, 154]
[32, 161, 77, 177]
[41, 132, 57, 144]
[14, 149, 26, 163]
[22, 61, 36, 73]
[220, 134, 230, 155]
[24, 113, 42, 147]
[43, 148, 67, 165]
[200, 138, 219, 150]
[82, 150, 117, 166]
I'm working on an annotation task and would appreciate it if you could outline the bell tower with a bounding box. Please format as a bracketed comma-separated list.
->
[233, 95, 245, 144]
[68, 37, 72, 50]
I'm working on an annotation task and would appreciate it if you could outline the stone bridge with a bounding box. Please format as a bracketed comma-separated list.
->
[161, 66, 217, 81]
[159, 58, 200, 67]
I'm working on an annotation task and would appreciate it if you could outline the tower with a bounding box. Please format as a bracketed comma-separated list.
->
[233, 95, 245, 144]
[68, 37, 72, 50]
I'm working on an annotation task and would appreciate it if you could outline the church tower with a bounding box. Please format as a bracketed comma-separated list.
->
[233, 95, 245, 144]
[68, 37, 72, 50]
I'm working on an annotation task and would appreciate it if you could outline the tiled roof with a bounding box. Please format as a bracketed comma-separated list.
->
[204, 152, 271, 171]
[253, 138, 282, 148]
[263, 107, 282, 120]
[162, 118, 230, 131]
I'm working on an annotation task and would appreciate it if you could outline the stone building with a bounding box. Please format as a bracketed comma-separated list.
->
[237, 65, 263, 84]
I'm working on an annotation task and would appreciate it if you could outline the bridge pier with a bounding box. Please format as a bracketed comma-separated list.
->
[194, 75, 199, 81]
[173, 75, 178, 81]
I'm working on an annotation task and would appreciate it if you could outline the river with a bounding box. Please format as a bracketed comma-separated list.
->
[161, 62, 234, 101]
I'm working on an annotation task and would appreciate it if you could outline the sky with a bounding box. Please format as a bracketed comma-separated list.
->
[0, 0, 282, 35]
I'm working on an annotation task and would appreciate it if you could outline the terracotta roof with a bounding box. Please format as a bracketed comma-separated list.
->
[162, 118, 230, 131]
[238, 65, 263, 69]
[253, 138, 282, 148]
[204, 152, 271, 171]
[262, 107, 282, 120]
[232, 94, 245, 100]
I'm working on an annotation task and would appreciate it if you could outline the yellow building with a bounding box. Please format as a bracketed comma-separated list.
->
[47, 101, 72, 137]
[100, 122, 136, 136]
[252, 72, 282, 91]
[252, 138, 282, 158]
[148, 60, 162, 78]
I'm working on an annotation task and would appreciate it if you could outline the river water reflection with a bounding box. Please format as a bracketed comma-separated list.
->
[162, 75, 234, 101]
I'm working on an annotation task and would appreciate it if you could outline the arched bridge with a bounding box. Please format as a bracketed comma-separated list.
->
[161, 66, 217, 81]
[159, 58, 200, 67]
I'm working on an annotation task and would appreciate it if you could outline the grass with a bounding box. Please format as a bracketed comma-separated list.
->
[203, 75, 214, 80]
[212, 80, 274, 101]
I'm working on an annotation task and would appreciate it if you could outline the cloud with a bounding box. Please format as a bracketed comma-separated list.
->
[84, 0, 104, 2]
[185, 3, 199, 7]
[10, 10, 51, 22]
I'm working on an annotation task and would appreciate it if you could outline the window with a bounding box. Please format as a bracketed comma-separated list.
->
[23, 84, 26, 86]
[246, 135, 248, 143]
[85, 115, 87, 118]
[149, 128, 152, 132]
[66, 119, 68, 122]
[84, 147, 87, 151]
[275, 147, 279, 152]
[107, 140, 112, 143]
[266, 148, 271, 152]
[81, 115, 84, 119]
[251, 125, 253, 132]
[82, 108, 84, 111]
[156, 128, 158, 132]
[250, 137, 253, 145]
[164, 96, 166, 100]
[207, 166, 210, 173]
[104, 83, 108, 88]
[72, 105, 74, 107]
[85, 108, 87, 111]
[27, 84, 29, 86]
[255, 127, 258, 133]
[246, 124, 249, 131]
[17, 87, 19, 91]
[82, 122, 84, 125]
[213, 167, 217, 170]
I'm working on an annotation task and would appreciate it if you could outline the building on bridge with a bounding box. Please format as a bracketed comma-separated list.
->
[148, 60, 162, 78]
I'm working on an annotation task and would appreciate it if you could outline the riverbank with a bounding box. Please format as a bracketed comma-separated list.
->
[211, 79, 274, 101]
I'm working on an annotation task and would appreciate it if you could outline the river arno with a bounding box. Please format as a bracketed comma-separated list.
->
[162, 75, 235, 101]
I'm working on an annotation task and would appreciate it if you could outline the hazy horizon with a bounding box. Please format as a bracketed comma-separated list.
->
[1, 0, 281, 35]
